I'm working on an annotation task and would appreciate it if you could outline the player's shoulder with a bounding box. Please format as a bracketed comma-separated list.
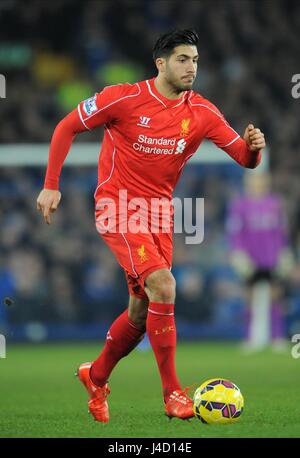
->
[98, 81, 142, 100]
[80, 82, 143, 118]
[188, 91, 222, 116]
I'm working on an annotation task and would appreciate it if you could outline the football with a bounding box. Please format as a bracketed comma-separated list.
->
[193, 378, 244, 424]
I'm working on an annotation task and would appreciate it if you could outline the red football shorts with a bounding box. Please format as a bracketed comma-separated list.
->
[95, 208, 173, 299]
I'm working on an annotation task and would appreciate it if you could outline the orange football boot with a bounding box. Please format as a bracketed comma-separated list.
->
[76, 362, 110, 423]
[164, 388, 194, 420]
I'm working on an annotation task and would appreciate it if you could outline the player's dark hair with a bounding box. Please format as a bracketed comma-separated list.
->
[153, 29, 199, 61]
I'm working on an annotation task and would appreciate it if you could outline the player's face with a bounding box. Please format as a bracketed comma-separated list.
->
[165, 45, 198, 91]
[244, 172, 271, 197]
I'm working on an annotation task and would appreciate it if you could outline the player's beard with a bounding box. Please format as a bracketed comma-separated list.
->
[165, 70, 194, 94]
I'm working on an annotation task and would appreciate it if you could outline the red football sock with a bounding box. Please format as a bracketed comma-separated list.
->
[146, 302, 181, 401]
[90, 309, 144, 387]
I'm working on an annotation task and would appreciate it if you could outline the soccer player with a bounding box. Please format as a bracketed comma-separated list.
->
[37, 30, 265, 422]
[227, 170, 293, 351]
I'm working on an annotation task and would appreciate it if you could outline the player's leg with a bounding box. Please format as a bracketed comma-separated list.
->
[90, 295, 148, 387]
[80, 206, 166, 421]
[128, 294, 148, 330]
[270, 280, 287, 351]
[77, 295, 147, 423]
[143, 268, 179, 398]
[87, 217, 192, 418]
[247, 280, 271, 350]
[144, 268, 194, 419]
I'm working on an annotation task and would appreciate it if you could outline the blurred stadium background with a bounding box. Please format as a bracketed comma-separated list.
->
[1, 0, 300, 344]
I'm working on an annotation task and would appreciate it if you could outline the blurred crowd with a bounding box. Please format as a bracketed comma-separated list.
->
[1, 164, 300, 339]
[1, 0, 300, 336]
[0, 164, 229, 324]
[0, 1, 299, 159]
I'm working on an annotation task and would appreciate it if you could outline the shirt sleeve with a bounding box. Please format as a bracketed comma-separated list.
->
[77, 83, 134, 130]
[275, 197, 289, 250]
[44, 83, 137, 190]
[204, 101, 261, 168]
[44, 109, 86, 190]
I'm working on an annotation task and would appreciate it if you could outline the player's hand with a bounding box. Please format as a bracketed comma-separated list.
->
[275, 248, 295, 279]
[230, 250, 254, 280]
[36, 189, 61, 225]
[243, 124, 266, 152]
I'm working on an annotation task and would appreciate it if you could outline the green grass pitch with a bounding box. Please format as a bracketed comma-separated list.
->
[0, 341, 299, 438]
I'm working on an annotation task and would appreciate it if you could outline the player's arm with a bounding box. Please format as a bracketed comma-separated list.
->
[37, 85, 129, 224]
[226, 199, 254, 279]
[36, 109, 87, 224]
[204, 101, 265, 168]
[275, 199, 295, 278]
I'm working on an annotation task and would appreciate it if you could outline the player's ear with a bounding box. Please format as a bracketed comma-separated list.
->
[155, 57, 166, 73]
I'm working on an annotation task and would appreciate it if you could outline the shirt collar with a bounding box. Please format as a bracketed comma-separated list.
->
[147, 78, 189, 109]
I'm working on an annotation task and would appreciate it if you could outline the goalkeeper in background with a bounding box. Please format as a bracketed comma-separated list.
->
[227, 170, 294, 351]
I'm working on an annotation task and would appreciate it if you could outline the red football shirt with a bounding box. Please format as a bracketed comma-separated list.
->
[45, 77, 261, 203]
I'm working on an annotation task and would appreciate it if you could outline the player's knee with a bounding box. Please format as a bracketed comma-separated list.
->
[155, 281, 176, 302]
[145, 270, 176, 303]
